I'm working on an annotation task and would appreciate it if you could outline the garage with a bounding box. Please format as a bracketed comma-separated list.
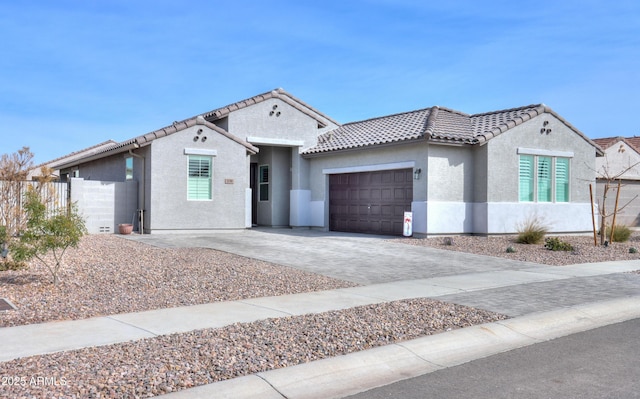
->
[329, 169, 413, 235]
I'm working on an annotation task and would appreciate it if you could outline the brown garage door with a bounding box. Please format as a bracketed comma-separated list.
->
[329, 169, 413, 235]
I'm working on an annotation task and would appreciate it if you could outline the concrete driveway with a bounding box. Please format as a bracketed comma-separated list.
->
[125, 228, 545, 285]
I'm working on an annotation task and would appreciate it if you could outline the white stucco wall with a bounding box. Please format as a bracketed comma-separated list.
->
[70, 178, 137, 234]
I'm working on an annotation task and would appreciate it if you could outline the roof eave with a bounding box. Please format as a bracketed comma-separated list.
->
[57, 142, 140, 170]
[203, 88, 340, 129]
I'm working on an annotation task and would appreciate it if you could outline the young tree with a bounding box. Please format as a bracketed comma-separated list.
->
[596, 155, 640, 245]
[10, 189, 87, 285]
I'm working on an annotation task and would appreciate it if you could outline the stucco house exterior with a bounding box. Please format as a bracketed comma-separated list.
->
[50, 89, 603, 235]
[592, 137, 640, 227]
[54, 89, 339, 233]
[303, 104, 602, 235]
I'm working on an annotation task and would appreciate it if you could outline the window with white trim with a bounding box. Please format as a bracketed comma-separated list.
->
[188, 155, 212, 200]
[519, 155, 570, 203]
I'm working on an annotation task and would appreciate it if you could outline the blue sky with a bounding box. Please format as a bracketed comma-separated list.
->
[1, 0, 639, 165]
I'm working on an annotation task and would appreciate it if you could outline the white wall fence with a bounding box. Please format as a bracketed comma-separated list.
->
[1, 179, 138, 235]
[69, 178, 138, 234]
[0, 181, 69, 234]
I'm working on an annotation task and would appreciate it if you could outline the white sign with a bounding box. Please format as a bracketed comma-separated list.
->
[403, 211, 413, 237]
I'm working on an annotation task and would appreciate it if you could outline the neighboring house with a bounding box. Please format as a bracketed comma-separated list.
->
[50, 89, 603, 235]
[27, 140, 117, 180]
[592, 137, 640, 227]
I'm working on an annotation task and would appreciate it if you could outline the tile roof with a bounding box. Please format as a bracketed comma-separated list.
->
[593, 136, 640, 154]
[308, 107, 434, 153]
[31, 140, 118, 171]
[53, 88, 334, 169]
[202, 88, 339, 128]
[592, 136, 626, 150]
[304, 104, 570, 154]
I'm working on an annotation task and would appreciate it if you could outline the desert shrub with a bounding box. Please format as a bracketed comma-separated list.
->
[0, 225, 27, 271]
[544, 237, 574, 251]
[629, 247, 638, 254]
[516, 217, 548, 244]
[606, 225, 632, 243]
[506, 246, 516, 253]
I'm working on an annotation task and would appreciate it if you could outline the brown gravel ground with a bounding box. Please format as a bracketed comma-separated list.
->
[0, 299, 506, 398]
[1, 232, 638, 398]
[0, 235, 358, 328]
[400, 232, 640, 266]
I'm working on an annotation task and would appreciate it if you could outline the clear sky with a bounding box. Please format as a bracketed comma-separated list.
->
[1, 0, 639, 165]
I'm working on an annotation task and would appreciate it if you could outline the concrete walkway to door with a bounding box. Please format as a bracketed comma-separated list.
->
[127, 228, 547, 285]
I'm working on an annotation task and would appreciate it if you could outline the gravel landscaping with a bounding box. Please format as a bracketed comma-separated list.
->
[0, 235, 358, 328]
[0, 298, 506, 398]
[400, 232, 640, 266]
[1, 232, 638, 398]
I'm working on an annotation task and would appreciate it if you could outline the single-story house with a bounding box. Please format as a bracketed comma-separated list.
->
[592, 136, 640, 227]
[48, 88, 603, 235]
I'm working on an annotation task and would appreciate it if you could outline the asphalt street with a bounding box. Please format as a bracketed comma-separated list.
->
[344, 318, 640, 399]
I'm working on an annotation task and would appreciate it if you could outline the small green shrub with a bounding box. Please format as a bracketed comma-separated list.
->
[0, 260, 27, 271]
[516, 218, 548, 244]
[630, 247, 638, 254]
[506, 246, 516, 253]
[606, 225, 632, 243]
[544, 237, 574, 251]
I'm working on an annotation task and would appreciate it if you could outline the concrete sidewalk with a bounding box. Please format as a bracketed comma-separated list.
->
[2, 228, 639, 398]
[1, 261, 638, 358]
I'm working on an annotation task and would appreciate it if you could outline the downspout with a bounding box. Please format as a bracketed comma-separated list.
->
[128, 148, 146, 234]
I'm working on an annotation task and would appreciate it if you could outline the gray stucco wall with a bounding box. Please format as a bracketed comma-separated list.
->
[147, 124, 251, 232]
[74, 153, 128, 182]
[484, 113, 597, 203]
[227, 98, 338, 149]
[226, 97, 338, 227]
[426, 145, 474, 202]
[473, 112, 599, 234]
[254, 146, 291, 227]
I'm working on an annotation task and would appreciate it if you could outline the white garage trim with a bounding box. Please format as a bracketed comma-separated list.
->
[323, 161, 416, 175]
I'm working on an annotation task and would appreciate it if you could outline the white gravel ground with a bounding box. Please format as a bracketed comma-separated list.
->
[1, 232, 638, 398]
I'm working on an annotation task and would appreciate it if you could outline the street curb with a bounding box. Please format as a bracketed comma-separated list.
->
[155, 296, 640, 399]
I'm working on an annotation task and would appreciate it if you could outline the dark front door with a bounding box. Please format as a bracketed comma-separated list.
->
[329, 169, 413, 235]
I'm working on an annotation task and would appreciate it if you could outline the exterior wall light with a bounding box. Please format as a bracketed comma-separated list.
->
[414, 168, 422, 180]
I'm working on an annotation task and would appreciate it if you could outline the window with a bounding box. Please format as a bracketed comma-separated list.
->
[519, 155, 570, 203]
[537, 156, 552, 202]
[555, 157, 570, 202]
[125, 157, 133, 180]
[259, 164, 269, 201]
[519, 155, 534, 202]
[188, 155, 212, 200]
